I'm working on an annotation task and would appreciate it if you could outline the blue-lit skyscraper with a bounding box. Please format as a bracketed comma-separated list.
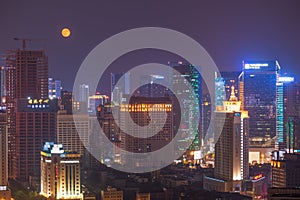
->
[240, 61, 280, 139]
[48, 78, 62, 99]
[276, 76, 295, 150]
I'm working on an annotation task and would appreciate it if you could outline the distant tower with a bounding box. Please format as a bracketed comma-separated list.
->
[40, 142, 83, 200]
[48, 78, 62, 99]
[79, 84, 89, 109]
[111, 72, 130, 104]
[0, 66, 5, 105]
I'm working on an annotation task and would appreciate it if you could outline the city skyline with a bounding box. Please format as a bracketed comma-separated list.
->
[1, 2, 300, 199]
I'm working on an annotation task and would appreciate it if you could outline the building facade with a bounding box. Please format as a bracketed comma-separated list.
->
[15, 98, 57, 181]
[6, 49, 48, 178]
[40, 142, 83, 200]
[204, 87, 249, 193]
[239, 61, 280, 139]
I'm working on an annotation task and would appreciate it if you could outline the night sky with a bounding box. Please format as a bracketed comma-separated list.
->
[1, 1, 300, 95]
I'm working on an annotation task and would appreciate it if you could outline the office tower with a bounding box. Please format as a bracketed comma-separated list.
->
[275, 76, 294, 150]
[60, 90, 73, 114]
[119, 97, 173, 167]
[239, 61, 280, 139]
[57, 111, 89, 157]
[6, 48, 48, 178]
[271, 151, 300, 188]
[40, 142, 83, 200]
[0, 110, 8, 186]
[172, 62, 202, 150]
[88, 93, 109, 114]
[202, 93, 212, 153]
[97, 103, 121, 163]
[15, 98, 58, 181]
[111, 72, 130, 104]
[48, 78, 62, 99]
[0, 66, 5, 104]
[79, 83, 89, 109]
[204, 87, 249, 192]
[220, 71, 240, 100]
[215, 75, 226, 111]
[285, 117, 300, 152]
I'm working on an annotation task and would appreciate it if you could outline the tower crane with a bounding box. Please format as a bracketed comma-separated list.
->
[13, 38, 32, 50]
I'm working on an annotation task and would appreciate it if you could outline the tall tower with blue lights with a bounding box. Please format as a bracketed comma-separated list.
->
[239, 61, 280, 139]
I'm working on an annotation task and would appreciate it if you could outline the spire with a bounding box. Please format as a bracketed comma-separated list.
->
[229, 86, 238, 101]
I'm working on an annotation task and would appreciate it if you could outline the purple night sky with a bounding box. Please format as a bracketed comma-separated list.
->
[1, 1, 300, 95]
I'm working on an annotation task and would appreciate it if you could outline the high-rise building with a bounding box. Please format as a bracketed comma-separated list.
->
[40, 142, 83, 200]
[204, 87, 249, 193]
[48, 78, 62, 99]
[79, 84, 89, 108]
[15, 98, 58, 181]
[111, 72, 130, 104]
[6, 48, 48, 178]
[0, 66, 5, 104]
[172, 62, 202, 151]
[239, 61, 280, 139]
[275, 76, 294, 150]
[271, 151, 300, 188]
[57, 111, 89, 157]
[0, 110, 7, 186]
[119, 97, 173, 167]
[60, 90, 73, 114]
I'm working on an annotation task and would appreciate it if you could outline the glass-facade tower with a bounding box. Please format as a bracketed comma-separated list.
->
[239, 60, 280, 138]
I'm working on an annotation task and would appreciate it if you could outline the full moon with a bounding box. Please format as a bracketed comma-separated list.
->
[61, 28, 71, 38]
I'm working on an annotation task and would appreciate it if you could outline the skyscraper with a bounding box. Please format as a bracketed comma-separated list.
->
[6, 48, 49, 178]
[0, 110, 11, 200]
[0, 110, 7, 186]
[204, 87, 249, 193]
[40, 142, 83, 200]
[48, 78, 62, 99]
[0, 66, 5, 104]
[111, 72, 130, 104]
[15, 98, 58, 181]
[239, 61, 280, 139]
[57, 111, 89, 157]
[172, 62, 202, 151]
[119, 97, 173, 167]
[79, 83, 89, 109]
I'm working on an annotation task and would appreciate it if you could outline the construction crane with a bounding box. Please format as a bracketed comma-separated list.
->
[13, 38, 32, 50]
